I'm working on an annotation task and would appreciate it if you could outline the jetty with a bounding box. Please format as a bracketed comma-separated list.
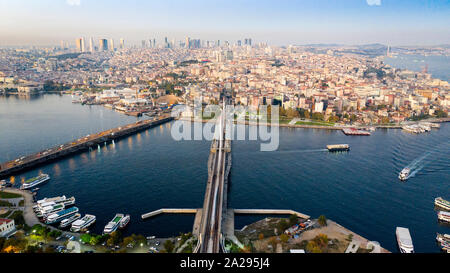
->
[0, 115, 174, 179]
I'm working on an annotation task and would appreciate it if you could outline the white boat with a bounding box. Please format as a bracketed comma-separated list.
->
[119, 214, 130, 229]
[398, 168, 410, 181]
[20, 174, 50, 189]
[59, 213, 81, 228]
[36, 195, 75, 208]
[71, 214, 96, 232]
[438, 211, 450, 223]
[436, 233, 450, 244]
[396, 227, 414, 253]
[36, 203, 65, 218]
[435, 197, 450, 211]
[103, 214, 124, 234]
[45, 207, 79, 224]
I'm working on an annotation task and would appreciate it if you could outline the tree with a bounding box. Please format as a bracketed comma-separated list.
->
[318, 215, 327, 226]
[277, 219, 290, 232]
[289, 214, 299, 226]
[90, 236, 99, 246]
[268, 237, 278, 252]
[280, 234, 289, 244]
[306, 241, 322, 253]
[163, 240, 174, 253]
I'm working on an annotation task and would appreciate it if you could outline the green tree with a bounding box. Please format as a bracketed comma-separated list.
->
[163, 240, 174, 253]
[280, 234, 289, 244]
[289, 214, 299, 226]
[318, 215, 327, 226]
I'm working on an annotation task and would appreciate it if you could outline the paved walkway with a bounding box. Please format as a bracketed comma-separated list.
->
[1, 188, 40, 226]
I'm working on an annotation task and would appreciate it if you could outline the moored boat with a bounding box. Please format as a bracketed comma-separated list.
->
[435, 197, 450, 211]
[45, 207, 79, 225]
[71, 214, 96, 232]
[396, 227, 414, 253]
[60, 213, 81, 228]
[437, 211, 450, 223]
[20, 174, 50, 190]
[119, 214, 130, 229]
[103, 214, 124, 234]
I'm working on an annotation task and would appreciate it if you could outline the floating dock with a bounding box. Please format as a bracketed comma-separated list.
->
[0, 115, 174, 179]
[342, 128, 371, 136]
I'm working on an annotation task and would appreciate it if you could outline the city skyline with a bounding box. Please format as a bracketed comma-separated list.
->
[0, 0, 449, 46]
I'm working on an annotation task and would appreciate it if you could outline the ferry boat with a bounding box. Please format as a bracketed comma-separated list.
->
[437, 211, 450, 223]
[45, 207, 79, 225]
[20, 174, 50, 190]
[398, 168, 410, 181]
[396, 227, 414, 253]
[59, 213, 81, 228]
[436, 233, 450, 244]
[35, 195, 75, 208]
[36, 203, 65, 218]
[435, 197, 450, 211]
[103, 214, 124, 234]
[119, 214, 130, 229]
[71, 214, 96, 232]
[326, 144, 350, 152]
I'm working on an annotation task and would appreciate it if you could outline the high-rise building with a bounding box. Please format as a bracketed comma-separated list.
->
[76, 38, 85, 52]
[142, 40, 146, 48]
[99, 39, 108, 51]
[109, 38, 115, 51]
[119, 38, 125, 49]
[185, 37, 190, 49]
[89, 37, 94, 52]
[60, 40, 65, 50]
[237, 40, 242, 46]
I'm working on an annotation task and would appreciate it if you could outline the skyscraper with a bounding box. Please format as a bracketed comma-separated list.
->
[89, 37, 94, 52]
[76, 38, 85, 52]
[109, 38, 115, 51]
[142, 40, 146, 48]
[99, 39, 108, 51]
[119, 38, 125, 49]
[185, 37, 190, 49]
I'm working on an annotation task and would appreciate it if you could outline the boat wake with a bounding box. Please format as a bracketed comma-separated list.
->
[403, 141, 450, 179]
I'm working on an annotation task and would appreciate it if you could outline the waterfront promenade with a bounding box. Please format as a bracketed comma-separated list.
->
[0, 115, 174, 179]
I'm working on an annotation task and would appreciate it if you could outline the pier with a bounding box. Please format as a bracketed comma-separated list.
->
[0, 115, 174, 179]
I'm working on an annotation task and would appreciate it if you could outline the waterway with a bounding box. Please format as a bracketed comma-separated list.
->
[0, 94, 449, 252]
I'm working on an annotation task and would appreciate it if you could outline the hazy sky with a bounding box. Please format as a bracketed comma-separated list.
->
[0, 0, 449, 46]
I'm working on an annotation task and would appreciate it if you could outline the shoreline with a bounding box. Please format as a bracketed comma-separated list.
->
[177, 116, 450, 130]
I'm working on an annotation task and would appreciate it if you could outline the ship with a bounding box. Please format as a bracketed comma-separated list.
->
[20, 174, 50, 190]
[434, 197, 450, 211]
[398, 168, 410, 181]
[71, 214, 96, 232]
[436, 233, 450, 244]
[59, 213, 81, 228]
[396, 227, 414, 253]
[437, 211, 450, 224]
[103, 214, 124, 234]
[326, 144, 350, 152]
[36, 203, 65, 218]
[45, 207, 79, 225]
[342, 128, 371, 136]
[119, 214, 130, 229]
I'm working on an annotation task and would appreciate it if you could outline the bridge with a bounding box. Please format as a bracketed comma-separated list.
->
[195, 100, 232, 253]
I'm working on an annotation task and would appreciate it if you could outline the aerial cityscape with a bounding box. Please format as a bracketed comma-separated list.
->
[0, 0, 449, 264]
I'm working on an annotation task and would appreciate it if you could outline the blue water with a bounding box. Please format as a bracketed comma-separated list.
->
[384, 54, 450, 82]
[0, 94, 449, 252]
